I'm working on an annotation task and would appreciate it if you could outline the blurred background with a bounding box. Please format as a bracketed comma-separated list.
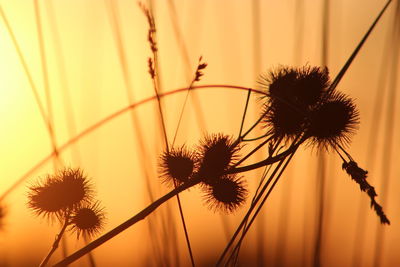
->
[0, 0, 399, 266]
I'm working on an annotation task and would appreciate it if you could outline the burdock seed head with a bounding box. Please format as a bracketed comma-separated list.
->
[159, 146, 197, 186]
[27, 168, 93, 220]
[306, 91, 359, 148]
[259, 65, 330, 108]
[70, 201, 105, 239]
[197, 134, 240, 183]
[203, 175, 247, 213]
[262, 102, 306, 140]
[259, 65, 331, 141]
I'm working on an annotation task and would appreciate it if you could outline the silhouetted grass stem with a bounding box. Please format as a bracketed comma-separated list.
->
[40, 213, 70, 267]
[53, 180, 198, 266]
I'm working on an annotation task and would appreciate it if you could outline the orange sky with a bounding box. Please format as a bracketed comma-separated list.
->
[0, 0, 399, 266]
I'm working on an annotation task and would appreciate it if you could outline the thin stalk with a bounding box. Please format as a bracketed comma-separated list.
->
[313, 153, 326, 267]
[84, 236, 97, 267]
[40, 214, 70, 267]
[173, 181, 196, 267]
[253, 137, 283, 199]
[239, 108, 268, 141]
[217, 135, 301, 266]
[166, 0, 208, 136]
[372, 2, 399, 264]
[143, 5, 169, 152]
[45, 0, 81, 163]
[227, 139, 303, 174]
[242, 132, 271, 142]
[0, 84, 262, 202]
[238, 89, 252, 138]
[0, 5, 61, 167]
[232, 136, 274, 168]
[231, 137, 283, 266]
[105, 2, 165, 264]
[53, 180, 197, 266]
[312, 0, 330, 266]
[54, 138, 301, 266]
[328, 0, 393, 92]
[228, 150, 297, 266]
[351, 12, 393, 267]
[228, 136, 297, 266]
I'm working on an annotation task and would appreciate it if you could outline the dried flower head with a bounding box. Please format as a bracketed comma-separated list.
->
[159, 146, 197, 186]
[203, 175, 247, 213]
[263, 102, 306, 140]
[197, 134, 240, 183]
[27, 168, 93, 219]
[259, 65, 330, 108]
[259, 66, 331, 141]
[306, 91, 359, 148]
[70, 202, 105, 239]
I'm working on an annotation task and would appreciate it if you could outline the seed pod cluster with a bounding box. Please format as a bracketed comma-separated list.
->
[27, 168, 105, 239]
[259, 65, 359, 148]
[159, 134, 247, 213]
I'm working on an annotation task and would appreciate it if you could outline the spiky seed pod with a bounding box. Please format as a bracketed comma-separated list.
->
[293, 66, 331, 106]
[306, 91, 359, 148]
[27, 168, 93, 220]
[262, 102, 306, 140]
[70, 202, 105, 239]
[159, 146, 197, 186]
[197, 134, 240, 183]
[259, 65, 330, 108]
[203, 175, 247, 213]
[259, 66, 331, 141]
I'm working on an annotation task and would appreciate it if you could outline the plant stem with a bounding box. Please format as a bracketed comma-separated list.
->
[53, 180, 198, 266]
[1, 84, 263, 203]
[39, 214, 70, 267]
[53, 138, 303, 266]
[227, 138, 303, 174]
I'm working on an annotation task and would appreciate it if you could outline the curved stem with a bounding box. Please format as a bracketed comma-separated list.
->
[1, 84, 263, 202]
[40, 213, 70, 267]
[54, 138, 304, 265]
[53, 180, 198, 266]
[227, 139, 302, 174]
[242, 132, 270, 142]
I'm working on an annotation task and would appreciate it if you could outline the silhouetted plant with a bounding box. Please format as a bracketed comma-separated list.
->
[28, 168, 93, 220]
[51, 2, 393, 266]
[70, 201, 106, 239]
[27, 168, 105, 267]
[259, 66, 331, 141]
[203, 175, 248, 213]
[306, 91, 359, 148]
[342, 161, 390, 224]
[197, 134, 240, 184]
[159, 146, 197, 186]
